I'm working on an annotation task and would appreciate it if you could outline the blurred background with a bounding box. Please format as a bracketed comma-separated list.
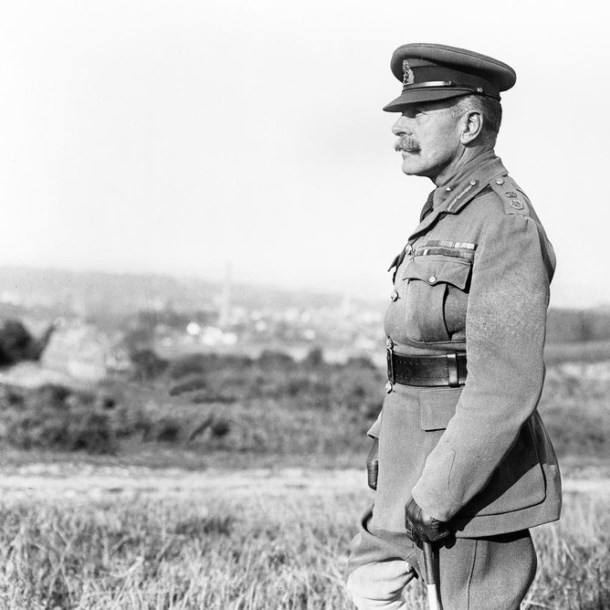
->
[0, 0, 607, 468]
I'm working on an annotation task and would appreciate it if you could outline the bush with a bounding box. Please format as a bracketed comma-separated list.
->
[3, 385, 117, 454]
[131, 349, 168, 381]
[0, 319, 39, 365]
[152, 418, 182, 443]
[169, 353, 254, 381]
[169, 354, 210, 379]
[69, 412, 117, 454]
[169, 376, 207, 396]
[211, 417, 231, 438]
[189, 392, 236, 404]
[257, 350, 295, 371]
[302, 346, 324, 368]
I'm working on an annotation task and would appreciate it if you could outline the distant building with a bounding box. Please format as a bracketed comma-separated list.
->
[42, 322, 132, 382]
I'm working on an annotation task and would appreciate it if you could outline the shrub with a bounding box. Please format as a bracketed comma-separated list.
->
[169, 376, 207, 396]
[69, 411, 117, 454]
[153, 418, 182, 443]
[257, 350, 295, 371]
[210, 417, 231, 438]
[189, 392, 236, 404]
[1, 384, 117, 454]
[169, 354, 210, 379]
[303, 346, 324, 368]
[131, 349, 168, 381]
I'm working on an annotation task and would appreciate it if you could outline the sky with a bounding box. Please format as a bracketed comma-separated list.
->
[0, 0, 608, 308]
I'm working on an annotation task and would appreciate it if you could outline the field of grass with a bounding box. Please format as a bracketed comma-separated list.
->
[0, 478, 607, 610]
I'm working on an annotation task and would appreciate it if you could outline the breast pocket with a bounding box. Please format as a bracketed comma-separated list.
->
[402, 256, 472, 343]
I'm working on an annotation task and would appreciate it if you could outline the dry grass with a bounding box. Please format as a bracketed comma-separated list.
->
[525, 492, 610, 609]
[0, 484, 607, 609]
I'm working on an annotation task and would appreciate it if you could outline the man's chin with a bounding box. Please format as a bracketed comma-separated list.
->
[401, 161, 422, 176]
[401, 157, 435, 179]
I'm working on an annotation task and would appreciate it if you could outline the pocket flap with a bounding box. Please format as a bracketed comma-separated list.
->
[419, 387, 462, 430]
[403, 257, 472, 290]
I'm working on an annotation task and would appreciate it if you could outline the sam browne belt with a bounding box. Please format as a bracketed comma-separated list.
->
[386, 339, 467, 389]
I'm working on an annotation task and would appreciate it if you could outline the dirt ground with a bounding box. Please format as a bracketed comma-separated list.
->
[0, 464, 608, 501]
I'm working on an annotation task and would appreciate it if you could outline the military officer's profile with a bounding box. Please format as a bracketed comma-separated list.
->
[345, 43, 561, 610]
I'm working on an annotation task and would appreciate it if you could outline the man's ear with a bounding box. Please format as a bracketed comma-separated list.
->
[460, 111, 484, 144]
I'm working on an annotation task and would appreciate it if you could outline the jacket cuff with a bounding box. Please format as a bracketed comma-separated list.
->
[411, 448, 462, 522]
[411, 486, 458, 523]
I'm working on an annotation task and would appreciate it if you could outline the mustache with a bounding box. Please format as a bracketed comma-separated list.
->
[395, 137, 420, 153]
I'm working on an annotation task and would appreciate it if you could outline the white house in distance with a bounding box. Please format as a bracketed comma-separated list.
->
[42, 321, 131, 382]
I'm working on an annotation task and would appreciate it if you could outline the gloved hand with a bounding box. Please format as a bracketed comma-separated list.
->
[366, 438, 379, 490]
[405, 498, 451, 545]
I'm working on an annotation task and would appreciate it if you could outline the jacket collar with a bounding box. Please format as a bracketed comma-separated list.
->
[409, 153, 508, 243]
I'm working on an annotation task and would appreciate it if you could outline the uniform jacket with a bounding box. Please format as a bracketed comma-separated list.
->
[368, 152, 562, 539]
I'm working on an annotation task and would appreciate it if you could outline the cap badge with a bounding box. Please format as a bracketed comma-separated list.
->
[402, 60, 415, 86]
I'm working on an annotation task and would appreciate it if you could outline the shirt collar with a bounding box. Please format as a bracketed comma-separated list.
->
[432, 151, 506, 211]
[409, 153, 508, 244]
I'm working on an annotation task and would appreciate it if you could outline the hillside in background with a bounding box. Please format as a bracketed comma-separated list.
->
[0, 267, 348, 319]
[0, 266, 609, 345]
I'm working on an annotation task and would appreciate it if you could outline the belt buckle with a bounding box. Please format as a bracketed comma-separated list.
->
[446, 353, 459, 387]
[386, 339, 395, 385]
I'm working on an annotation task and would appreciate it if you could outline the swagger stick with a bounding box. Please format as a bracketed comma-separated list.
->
[423, 542, 442, 610]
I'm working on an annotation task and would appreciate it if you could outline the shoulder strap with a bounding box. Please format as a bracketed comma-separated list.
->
[489, 176, 530, 216]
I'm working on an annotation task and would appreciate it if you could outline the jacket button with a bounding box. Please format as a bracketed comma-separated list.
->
[384, 381, 393, 393]
[390, 290, 399, 301]
[496, 178, 505, 185]
[429, 275, 437, 284]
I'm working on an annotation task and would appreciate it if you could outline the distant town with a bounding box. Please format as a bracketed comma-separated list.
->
[0, 267, 388, 386]
[0, 266, 608, 388]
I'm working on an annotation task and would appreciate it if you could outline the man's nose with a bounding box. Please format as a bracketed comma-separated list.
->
[392, 115, 412, 136]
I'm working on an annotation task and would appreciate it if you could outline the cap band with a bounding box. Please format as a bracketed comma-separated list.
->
[401, 80, 500, 100]
[401, 80, 452, 91]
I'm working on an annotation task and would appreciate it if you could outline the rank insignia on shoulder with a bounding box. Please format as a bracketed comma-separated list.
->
[490, 176, 530, 216]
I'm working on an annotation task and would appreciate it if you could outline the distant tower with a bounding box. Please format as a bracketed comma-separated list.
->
[219, 262, 232, 328]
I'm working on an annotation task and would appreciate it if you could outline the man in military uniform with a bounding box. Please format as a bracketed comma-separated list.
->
[345, 44, 561, 609]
